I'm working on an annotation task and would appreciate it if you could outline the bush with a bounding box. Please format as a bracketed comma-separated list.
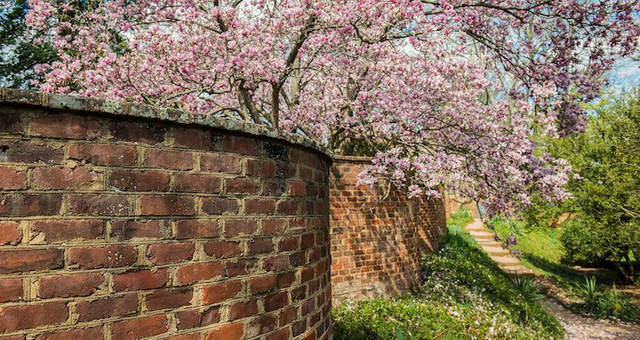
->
[523, 92, 640, 282]
[332, 224, 564, 340]
[561, 217, 640, 280]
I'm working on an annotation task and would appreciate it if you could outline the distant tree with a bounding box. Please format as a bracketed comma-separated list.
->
[545, 93, 640, 282]
[0, 0, 56, 88]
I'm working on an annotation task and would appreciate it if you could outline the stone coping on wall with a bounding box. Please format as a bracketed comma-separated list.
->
[0, 88, 332, 160]
[332, 155, 372, 163]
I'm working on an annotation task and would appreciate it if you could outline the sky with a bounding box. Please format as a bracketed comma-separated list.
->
[606, 57, 640, 92]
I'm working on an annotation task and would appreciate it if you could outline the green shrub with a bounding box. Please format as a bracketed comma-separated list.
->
[333, 224, 564, 340]
[526, 92, 640, 282]
[572, 276, 640, 321]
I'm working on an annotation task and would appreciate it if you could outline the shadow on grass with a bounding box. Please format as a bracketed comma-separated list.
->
[523, 253, 619, 287]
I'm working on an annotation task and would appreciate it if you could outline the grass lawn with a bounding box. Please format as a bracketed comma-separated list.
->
[332, 210, 564, 340]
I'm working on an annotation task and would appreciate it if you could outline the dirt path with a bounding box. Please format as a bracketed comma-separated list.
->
[464, 219, 640, 340]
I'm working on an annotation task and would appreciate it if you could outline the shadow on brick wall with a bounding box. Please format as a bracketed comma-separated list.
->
[329, 160, 446, 305]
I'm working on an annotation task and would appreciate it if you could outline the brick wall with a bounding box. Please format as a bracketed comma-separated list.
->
[329, 156, 446, 305]
[0, 89, 332, 340]
[444, 194, 479, 219]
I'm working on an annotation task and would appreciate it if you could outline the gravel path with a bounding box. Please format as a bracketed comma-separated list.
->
[541, 298, 640, 340]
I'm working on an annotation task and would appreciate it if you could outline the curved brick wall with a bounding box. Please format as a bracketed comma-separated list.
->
[0, 89, 332, 340]
[329, 156, 446, 305]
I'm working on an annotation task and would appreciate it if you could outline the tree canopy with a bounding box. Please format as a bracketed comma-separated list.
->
[21, 0, 640, 214]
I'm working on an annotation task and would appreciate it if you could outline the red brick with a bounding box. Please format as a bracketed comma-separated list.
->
[175, 219, 219, 239]
[203, 240, 242, 259]
[68, 143, 137, 166]
[276, 200, 298, 215]
[0, 221, 21, 245]
[110, 220, 166, 240]
[147, 243, 195, 265]
[76, 294, 138, 322]
[38, 273, 104, 298]
[249, 275, 276, 295]
[249, 239, 274, 254]
[221, 135, 260, 155]
[224, 219, 257, 237]
[30, 220, 103, 243]
[32, 166, 99, 189]
[146, 289, 193, 311]
[140, 195, 195, 216]
[289, 181, 307, 197]
[205, 322, 244, 340]
[177, 262, 224, 286]
[262, 219, 287, 235]
[225, 178, 260, 195]
[200, 153, 243, 174]
[301, 233, 315, 250]
[0, 140, 64, 164]
[262, 180, 286, 196]
[111, 314, 168, 339]
[29, 114, 102, 139]
[144, 148, 193, 170]
[245, 199, 275, 215]
[279, 236, 300, 251]
[201, 197, 239, 215]
[0, 194, 62, 217]
[176, 310, 201, 330]
[174, 173, 221, 193]
[110, 120, 165, 144]
[266, 327, 290, 340]
[0, 166, 26, 189]
[246, 159, 276, 177]
[202, 280, 242, 304]
[276, 272, 295, 288]
[68, 194, 130, 216]
[228, 299, 258, 321]
[246, 313, 278, 337]
[225, 259, 256, 277]
[171, 127, 217, 150]
[69, 245, 137, 269]
[279, 307, 297, 326]
[35, 327, 103, 340]
[264, 291, 289, 312]
[0, 109, 23, 134]
[176, 306, 221, 331]
[0, 278, 22, 303]
[0, 336, 25, 340]
[0, 302, 68, 332]
[0, 248, 64, 274]
[113, 269, 169, 291]
[168, 334, 200, 340]
[108, 170, 170, 191]
[262, 255, 289, 272]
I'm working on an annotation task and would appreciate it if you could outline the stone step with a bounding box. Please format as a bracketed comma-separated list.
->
[468, 231, 494, 240]
[481, 245, 510, 256]
[476, 240, 501, 247]
[502, 266, 535, 277]
[490, 255, 521, 267]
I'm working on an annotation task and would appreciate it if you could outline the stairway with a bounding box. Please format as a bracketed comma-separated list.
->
[464, 219, 534, 276]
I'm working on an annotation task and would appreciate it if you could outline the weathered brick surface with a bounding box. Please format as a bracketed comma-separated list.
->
[330, 156, 446, 305]
[0, 90, 332, 340]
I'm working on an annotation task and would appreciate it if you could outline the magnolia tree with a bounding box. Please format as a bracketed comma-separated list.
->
[24, 0, 640, 214]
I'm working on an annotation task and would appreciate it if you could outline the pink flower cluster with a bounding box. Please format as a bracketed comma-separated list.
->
[25, 0, 639, 214]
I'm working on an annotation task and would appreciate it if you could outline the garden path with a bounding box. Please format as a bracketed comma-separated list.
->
[465, 219, 640, 340]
